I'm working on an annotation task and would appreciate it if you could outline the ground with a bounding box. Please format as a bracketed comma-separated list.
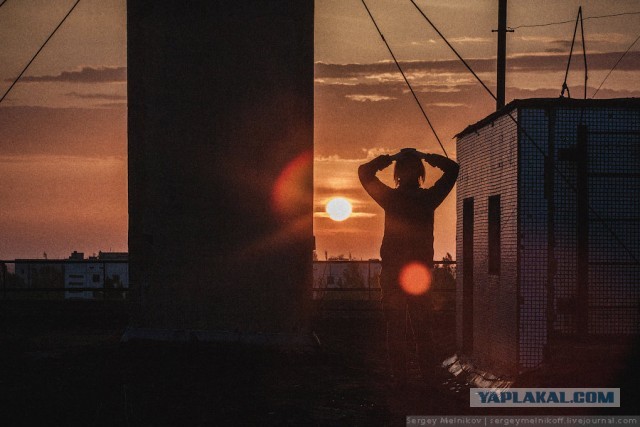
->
[1, 301, 638, 426]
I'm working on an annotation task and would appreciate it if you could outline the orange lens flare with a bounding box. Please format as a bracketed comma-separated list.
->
[399, 262, 432, 295]
[271, 151, 312, 217]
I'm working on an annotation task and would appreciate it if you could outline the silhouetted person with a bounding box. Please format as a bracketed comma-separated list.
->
[358, 148, 459, 387]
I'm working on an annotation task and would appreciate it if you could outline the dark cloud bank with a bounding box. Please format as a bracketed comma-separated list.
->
[12, 66, 126, 83]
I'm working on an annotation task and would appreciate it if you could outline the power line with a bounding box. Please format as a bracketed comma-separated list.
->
[0, 0, 82, 106]
[408, 0, 497, 101]
[405, 2, 638, 264]
[360, 0, 448, 158]
[510, 11, 640, 30]
[592, 33, 640, 98]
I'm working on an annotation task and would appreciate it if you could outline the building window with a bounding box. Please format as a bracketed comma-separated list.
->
[93, 274, 101, 283]
[488, 195, 501, 275]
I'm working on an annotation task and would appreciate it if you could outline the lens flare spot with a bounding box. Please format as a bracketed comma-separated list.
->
[271, 151, 312, 217]
[399, 262, 432, 295]
[326, 197, 352, 221]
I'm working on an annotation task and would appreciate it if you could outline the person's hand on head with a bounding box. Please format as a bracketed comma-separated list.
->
[389, 152, 402, 161]
[419, 152, 438, 165]
[391, 148, 417, 161]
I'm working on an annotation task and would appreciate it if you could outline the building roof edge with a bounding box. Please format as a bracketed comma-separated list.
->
[454, 97, 640, 139]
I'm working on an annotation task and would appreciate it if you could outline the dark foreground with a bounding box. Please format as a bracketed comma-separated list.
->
[1, 301, 638, 426]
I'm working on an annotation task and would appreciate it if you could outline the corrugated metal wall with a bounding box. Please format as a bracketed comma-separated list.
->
[517, 104, 640, 368]
[551, 106, 640, 337]
[584, 108, 640, 335]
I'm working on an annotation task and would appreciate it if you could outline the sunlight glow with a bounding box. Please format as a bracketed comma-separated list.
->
[325, 197, 353, 221]
[271, 151, 312, 217]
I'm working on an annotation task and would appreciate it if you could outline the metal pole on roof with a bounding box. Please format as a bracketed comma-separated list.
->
[494, 0, 512, 110]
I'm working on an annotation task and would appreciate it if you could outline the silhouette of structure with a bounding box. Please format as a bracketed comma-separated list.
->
[455, 98, 640, 375]
[126, 1, 314, 340]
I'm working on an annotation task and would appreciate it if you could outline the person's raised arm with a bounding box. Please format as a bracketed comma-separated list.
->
[421, 152, 459, 207]
[358, 155, 393, 208]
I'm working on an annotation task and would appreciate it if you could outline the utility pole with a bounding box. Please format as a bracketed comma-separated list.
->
[493, 0, 512, 110]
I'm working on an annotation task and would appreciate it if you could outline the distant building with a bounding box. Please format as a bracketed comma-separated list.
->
[64, 260, 103, 300]
[14, 252, 128, 300]
[64, 252, 129, 300]
[455, 98, 640, 376]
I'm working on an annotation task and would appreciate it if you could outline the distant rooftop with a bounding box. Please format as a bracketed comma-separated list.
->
[98, 251, 128, 260]
[13, 251, 128, 263]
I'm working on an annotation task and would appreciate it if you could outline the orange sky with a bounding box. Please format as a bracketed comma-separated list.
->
[313, 0, 640, 260]
[1, 0, 640, 259]
[0, 0, 127, 259]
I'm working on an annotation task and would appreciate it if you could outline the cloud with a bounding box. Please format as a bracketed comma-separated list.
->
[449, 37, 491, 44]
[551, 40, 574, 50]
[315, 77, 359, 86]
[96, 102, 128, 109]
[315, 60, 475, 78]
[315, 148, 403, 163]
[361, 147, 395, 159]
[407, 37, 488, 47]
[518, 33, 631, 50]
[345, 94, 397, 102]
[314, 212, 376, 218]
[15, 66, 126, 83]
[315, 154, 365, 162]
[363, 72, 406, 84]
[65, 92, 127, 100]
[314, 187, 367, 203]
[315, 50, 640, 80]
[428, 102, 467, 108]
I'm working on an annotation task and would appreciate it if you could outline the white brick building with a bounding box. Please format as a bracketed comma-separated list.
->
[455, 98, 640, 375]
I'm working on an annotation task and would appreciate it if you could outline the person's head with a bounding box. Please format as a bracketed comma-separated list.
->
[394, 151, 425, 188]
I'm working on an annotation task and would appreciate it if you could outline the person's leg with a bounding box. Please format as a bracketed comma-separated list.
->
[380, 266, 408, 384]
[407, 294, 436, 381]
[384, 293, 407, 384]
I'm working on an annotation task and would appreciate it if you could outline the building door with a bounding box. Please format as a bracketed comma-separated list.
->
[462, 197, 474, 353]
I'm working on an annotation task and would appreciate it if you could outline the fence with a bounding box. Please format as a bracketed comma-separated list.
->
[312, 259, 457, 305]
[1, 259, 456, 304]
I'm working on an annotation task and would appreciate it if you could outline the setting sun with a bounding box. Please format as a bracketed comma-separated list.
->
[326, 197, 352, 221]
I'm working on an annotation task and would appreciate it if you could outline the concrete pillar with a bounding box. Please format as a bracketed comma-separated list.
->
[126, 1, 314, 341]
